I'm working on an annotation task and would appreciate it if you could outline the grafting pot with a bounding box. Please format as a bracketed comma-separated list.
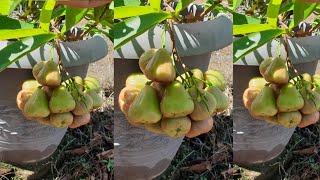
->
[233, 35, 320, 166]
[114, 14, 232, 179]
[0, 35, 108, 166]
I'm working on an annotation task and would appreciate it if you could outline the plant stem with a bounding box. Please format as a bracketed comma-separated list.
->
[283, 36, 299, 76]
[79, 4, 110, 39]
[197, 0, 222, 20]
[55, 39, 71, 79]
[168, 20, 189, 74]
[309, 21, 320, 33]
[168, 19, 204, 98]
[282, 35, 302, 88]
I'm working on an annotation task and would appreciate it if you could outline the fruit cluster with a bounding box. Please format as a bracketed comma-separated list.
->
[16, 61, 103, 128]
[243, 57, 320, 128]
[118, 48, 229, 138]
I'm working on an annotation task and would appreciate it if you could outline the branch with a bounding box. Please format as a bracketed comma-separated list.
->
[199, 0, 222, 19]
[309, 21, 320, 33]
[79, 3, 110, 39]
[283, 35, 300, 79]
[55, 40, 70, 79]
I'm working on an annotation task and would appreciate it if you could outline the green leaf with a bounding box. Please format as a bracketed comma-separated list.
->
[233, 12, 262, 25]
[101, 9, 114, 23]
[279, 2, 293, 14]
[0, 29, 50, 40]
[175, 0, 194, 15]
[52, 6, 66, 19]
[233, 29, 286, 62]
[233, 0, 244, 10]
[114, 6, 157, 19]
[233, 24, 278, 35]
[149, 0, 161, 10]
[0, 34, 57, 72]
[101, 20, 114, 29]
[114, 12, 172, 50]
[290, 2, 317, 29]
[266, 0, 282, 27]
[96, 28, 113, 41]
[115, 0, 143, 7]
[61, 7, 89, 34]
[0, 16, 35, 29]
[94, 5, 106, 22]
[40, 0, 56, 32]
[0, 0, 23, 15]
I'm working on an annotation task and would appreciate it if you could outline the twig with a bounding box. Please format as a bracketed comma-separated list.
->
[309, 21, 320, 33]
[50, 19, 61, 34]
[163, 3, 180, 23]
[282, 35, 300, 79]
[168, 20, 191, 74]
[79, 4, 110, 39]
[163, 2, 175, 13]
[200, 0, 222, 18]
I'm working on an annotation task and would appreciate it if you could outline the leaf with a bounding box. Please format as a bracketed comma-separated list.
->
[114, 6, 157, 19]
[97, 149, 114, 159]
[221, 168, 234, 179]
[266, 0, 282, 27]
[180, 161, 212, 173]
[52, 6, 66, 19]
[0, 34, 57, 72]
[149, 0, 161, 10]
[233, 24, 277, 35]
[0, 16, 35, 29]
[293, 145, 320, 156]
[96, 28, 113, 41]
[290, 2, 317, 29]
[233, 0, 244, 10]
[233, 29, 286, 62]
[279, 2, 294, 14]
[115, 0, 143, 7]
[175, 0, 194, 15]
[65, 146, 89, 156]
[61, 7, 89, 34]
[0, 0, 23, 15]
[40, 0, 56, 31]
[233, 12, 262, 25]
[0, 29, 50, 40]
[114, 12, 172, 50]
[94, 5, 106, 22]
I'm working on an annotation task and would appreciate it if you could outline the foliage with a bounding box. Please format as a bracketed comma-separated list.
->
[114, 0, 230, 50]
[233, 0, 320, 62]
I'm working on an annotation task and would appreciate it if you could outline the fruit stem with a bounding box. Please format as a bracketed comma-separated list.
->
[168, 19, 192, 88]
[168, 19, 206, 102]
[282, 35, 302, 88]
[160, 21, 168, 48]
[55, 40, 82, 99]
[193, 77, 210, 86]
[145, 81, 153, 86]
